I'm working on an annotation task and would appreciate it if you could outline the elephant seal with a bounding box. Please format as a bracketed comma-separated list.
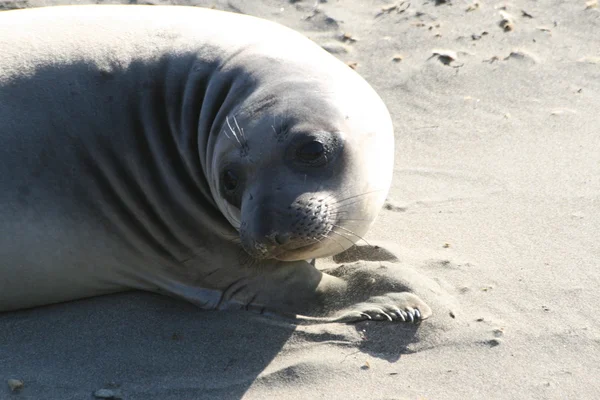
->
[0, 5, 430, 323]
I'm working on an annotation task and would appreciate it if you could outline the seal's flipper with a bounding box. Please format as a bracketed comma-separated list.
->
[166, 260, 431, 325]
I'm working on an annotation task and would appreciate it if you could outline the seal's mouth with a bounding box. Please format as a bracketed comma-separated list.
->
[238, 227, 339, 261]
[273, 241, 344, 262]
[272, 246, 319, 262]
[240, 238, 318, 261]
[240, 234, 345, 262]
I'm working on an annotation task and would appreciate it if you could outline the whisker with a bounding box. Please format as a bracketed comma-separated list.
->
[330, 189, 386, 206]
[320, 188, 387, 214]
[329, 198, 372, 212]
[226, 116, 243, 148]
[329, 210, 350, 217]
[319, 185, 362, 204]
[328, 229, 356, 246]
[332, 224, 370, 246]
[320, 189, 348, 203]
[318, 233, 345, 253]
[233, 115, 246, 142]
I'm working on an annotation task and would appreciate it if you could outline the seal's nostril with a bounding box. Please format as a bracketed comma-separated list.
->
[275, 233, 291, 245]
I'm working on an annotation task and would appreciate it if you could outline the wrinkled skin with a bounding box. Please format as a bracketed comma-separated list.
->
[0, 5, 430, 323]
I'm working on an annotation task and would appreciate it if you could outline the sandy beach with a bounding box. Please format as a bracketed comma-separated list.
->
[1, 0, 599, 399]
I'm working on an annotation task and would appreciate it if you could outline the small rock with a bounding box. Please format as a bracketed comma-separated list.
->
[466, 2, 480, 12]
[521, 10, 534, 18]
[94, 388, 122, 399]
[383, 200, 407, 212]
[377, 2, 410, 16]
[431, 49, 458, 65]
[381, 4, 398, 13]
[499, 11, 515, 31]
[503, 50, 539, 64]
[7, 379, 24, 392]
[340, 32, 358, 43]
[321, 43, 350, 54]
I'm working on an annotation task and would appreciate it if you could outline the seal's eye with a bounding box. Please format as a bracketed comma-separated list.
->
[222, 170, 238, 191]
[297, 141, 324, 162]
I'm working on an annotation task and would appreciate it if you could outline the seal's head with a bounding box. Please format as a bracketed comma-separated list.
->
[207, 49, 393, 262]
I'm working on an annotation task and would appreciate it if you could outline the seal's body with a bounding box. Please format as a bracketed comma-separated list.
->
[0, 5, 429, 322]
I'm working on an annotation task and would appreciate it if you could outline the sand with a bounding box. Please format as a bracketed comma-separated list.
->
[1, 0, 599, 399]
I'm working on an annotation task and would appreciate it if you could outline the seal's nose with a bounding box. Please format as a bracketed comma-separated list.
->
[264, 231, 291, 246]
[274, 233, 291, 245]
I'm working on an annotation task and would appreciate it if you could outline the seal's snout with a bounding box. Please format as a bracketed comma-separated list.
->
[239, 195, 334, 259]
[288, 196, 332, 244]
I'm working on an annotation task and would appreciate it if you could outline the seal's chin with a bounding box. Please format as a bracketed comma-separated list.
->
[240, 239, 339, 262]
[272, 241, 350, 262]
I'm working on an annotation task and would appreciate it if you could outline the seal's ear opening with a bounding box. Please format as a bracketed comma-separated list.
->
[222, 170, 239, 191]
